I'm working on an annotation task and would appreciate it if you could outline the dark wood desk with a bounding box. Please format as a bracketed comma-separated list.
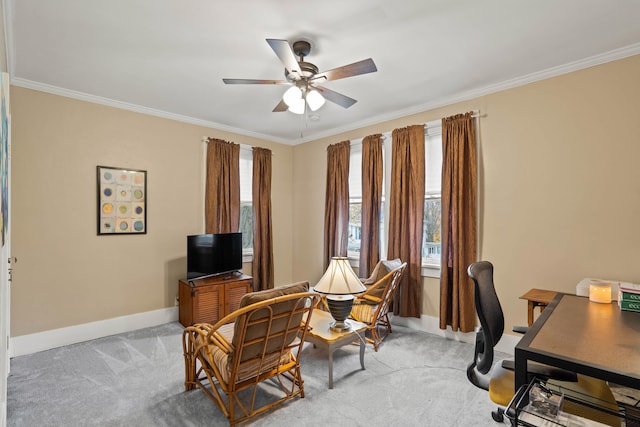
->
[515, 293, 640, 392]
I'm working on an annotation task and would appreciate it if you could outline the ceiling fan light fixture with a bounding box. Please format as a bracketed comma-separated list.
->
[287, 97, 305, 114]
[306, 89, 325, 111]
[282, 86, 302, 107]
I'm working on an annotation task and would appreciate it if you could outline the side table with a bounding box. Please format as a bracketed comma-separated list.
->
[519, 288, 557, 326]
[303, 309, 367, 389]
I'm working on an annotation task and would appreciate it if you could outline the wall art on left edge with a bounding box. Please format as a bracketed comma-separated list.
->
[97, 166, 147, 235]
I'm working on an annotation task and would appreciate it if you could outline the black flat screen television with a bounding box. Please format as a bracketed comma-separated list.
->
[187, 233, 242, 280]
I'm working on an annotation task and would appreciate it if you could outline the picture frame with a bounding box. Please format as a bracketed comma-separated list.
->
[97, 165, 147, 235]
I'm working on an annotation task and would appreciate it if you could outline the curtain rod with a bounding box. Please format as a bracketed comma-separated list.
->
[357, 110, 481, 143]
[202, 137, 272, 155]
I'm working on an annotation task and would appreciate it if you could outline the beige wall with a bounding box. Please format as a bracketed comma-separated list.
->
[10, 87, 294, 336]
[11, 54, 640, 338]
[293, 54, 640, 333]
[0, 1, 6, 73]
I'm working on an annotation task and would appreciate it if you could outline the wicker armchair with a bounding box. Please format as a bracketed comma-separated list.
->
[349, 262, 407, 351]
[182, 282, 319, 426]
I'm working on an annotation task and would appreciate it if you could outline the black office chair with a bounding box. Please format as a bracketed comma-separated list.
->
[466, 261, 620, 425]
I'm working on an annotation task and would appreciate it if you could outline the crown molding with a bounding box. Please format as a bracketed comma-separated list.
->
[295, 42, 640, 144]
[11, 43, 640, 146]
[10, 78, 295, 145]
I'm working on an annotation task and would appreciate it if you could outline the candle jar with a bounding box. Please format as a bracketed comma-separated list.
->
[589, 281, 612, 303]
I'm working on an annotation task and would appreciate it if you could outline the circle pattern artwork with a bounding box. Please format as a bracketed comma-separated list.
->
[99, 168, 146, 234]
[102, 203, 113, 214]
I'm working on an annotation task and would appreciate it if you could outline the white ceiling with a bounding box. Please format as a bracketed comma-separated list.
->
[6, 0, 640, 145]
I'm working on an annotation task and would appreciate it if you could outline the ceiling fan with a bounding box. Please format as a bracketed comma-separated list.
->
[223, 39, 377, 114]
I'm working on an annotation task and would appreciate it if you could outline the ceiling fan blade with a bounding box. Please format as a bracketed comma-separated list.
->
[266, 39, 302, 77]
[272, 99, 288, 112]
[315, 85, 357, 109]
[223, 78, 287, 85]
[314, 58, 377, 82]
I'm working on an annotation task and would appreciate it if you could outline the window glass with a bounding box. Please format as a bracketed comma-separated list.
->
[239, 149, 253, 251]
[423, 128, 442, 266]
[348, 144, 362, 257]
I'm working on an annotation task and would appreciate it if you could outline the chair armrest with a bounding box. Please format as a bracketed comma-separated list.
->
[512, 325, 529, 334]
[211, 331, 233, 353]
[359, 295, 382, 304]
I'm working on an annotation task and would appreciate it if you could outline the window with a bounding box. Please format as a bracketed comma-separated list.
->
[238, 148, 253, 252]
[347, 120, 443, 272]
[348, 143, 386, 259]
[423, 126, 442, 267]
[348, 145, 362, 258]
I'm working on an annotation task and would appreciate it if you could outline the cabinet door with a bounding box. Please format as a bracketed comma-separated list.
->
[193, 286, 224, 324]
[226, 280, 251, 315]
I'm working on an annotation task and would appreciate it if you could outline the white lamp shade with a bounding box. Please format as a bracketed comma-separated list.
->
[315, 257, 366, 295]
[287, 97, 305, 114]
[306, 89, 325, 111]
[282, 86, 302, 107]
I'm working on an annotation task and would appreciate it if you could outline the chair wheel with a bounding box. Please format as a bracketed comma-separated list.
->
[491, 408, 504, 422]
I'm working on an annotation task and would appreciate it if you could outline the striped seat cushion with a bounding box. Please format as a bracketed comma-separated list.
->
[351, 302, 377, 324]
[198, 323, 295, 384]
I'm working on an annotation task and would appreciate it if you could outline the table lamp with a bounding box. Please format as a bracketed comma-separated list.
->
[314, 257, 367, 330]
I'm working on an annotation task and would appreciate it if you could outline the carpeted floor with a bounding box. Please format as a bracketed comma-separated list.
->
[7, 321, 506, 426]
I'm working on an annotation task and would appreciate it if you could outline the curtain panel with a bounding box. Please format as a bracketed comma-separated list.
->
[359, 134, 383, 277]
[252, 147, 274, 291]
[439, 112, 477, 333]
[388, 125, 425, 318]
[323, 140, 350, 268]
[205, 138, 240, 234]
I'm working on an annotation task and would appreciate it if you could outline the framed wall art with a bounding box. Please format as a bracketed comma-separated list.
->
[97, 166, 147, 235]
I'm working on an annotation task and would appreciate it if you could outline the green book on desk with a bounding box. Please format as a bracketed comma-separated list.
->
[619, 291, 640, 302]
[618, 299, 640, 312]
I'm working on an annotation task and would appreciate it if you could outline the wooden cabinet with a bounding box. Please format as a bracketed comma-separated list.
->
[179, 273, 252, 327]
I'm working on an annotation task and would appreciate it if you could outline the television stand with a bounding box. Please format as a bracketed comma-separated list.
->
[178, 273, 252, 327]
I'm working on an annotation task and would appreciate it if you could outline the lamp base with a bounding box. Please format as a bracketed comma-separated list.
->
[329, 319, 352, 331]
[326, 294, 355, 331]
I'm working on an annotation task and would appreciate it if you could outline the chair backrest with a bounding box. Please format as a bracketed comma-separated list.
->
[466, 261, 505, 388]
[227, 284, 317, 382]
[374, 262, 407, 318]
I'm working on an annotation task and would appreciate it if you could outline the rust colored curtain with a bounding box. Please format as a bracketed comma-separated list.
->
[252, 147, 274, 291]
[205, 138, 240, 234]
[387, 125, 425, 318]
[359, 134, 383, 277]
[439, 112, 477, 332]
[323, 141, 350, 268]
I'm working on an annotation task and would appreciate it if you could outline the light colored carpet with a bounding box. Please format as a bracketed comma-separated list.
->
[7, 321, 506, 426]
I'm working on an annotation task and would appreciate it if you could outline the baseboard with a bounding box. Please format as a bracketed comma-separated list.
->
[391, 313, 518, 356]
[10, 307, 179, 357]
[10, 308, 518, 358]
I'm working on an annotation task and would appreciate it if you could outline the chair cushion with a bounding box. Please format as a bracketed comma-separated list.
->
[234, 281, 309, 367]
[362, 258, 402, 285]
[238, 281, 309, 308]
[198, 323, 295, 385]
[361, 258, 402, 300]
[351, 302, 376, 324]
